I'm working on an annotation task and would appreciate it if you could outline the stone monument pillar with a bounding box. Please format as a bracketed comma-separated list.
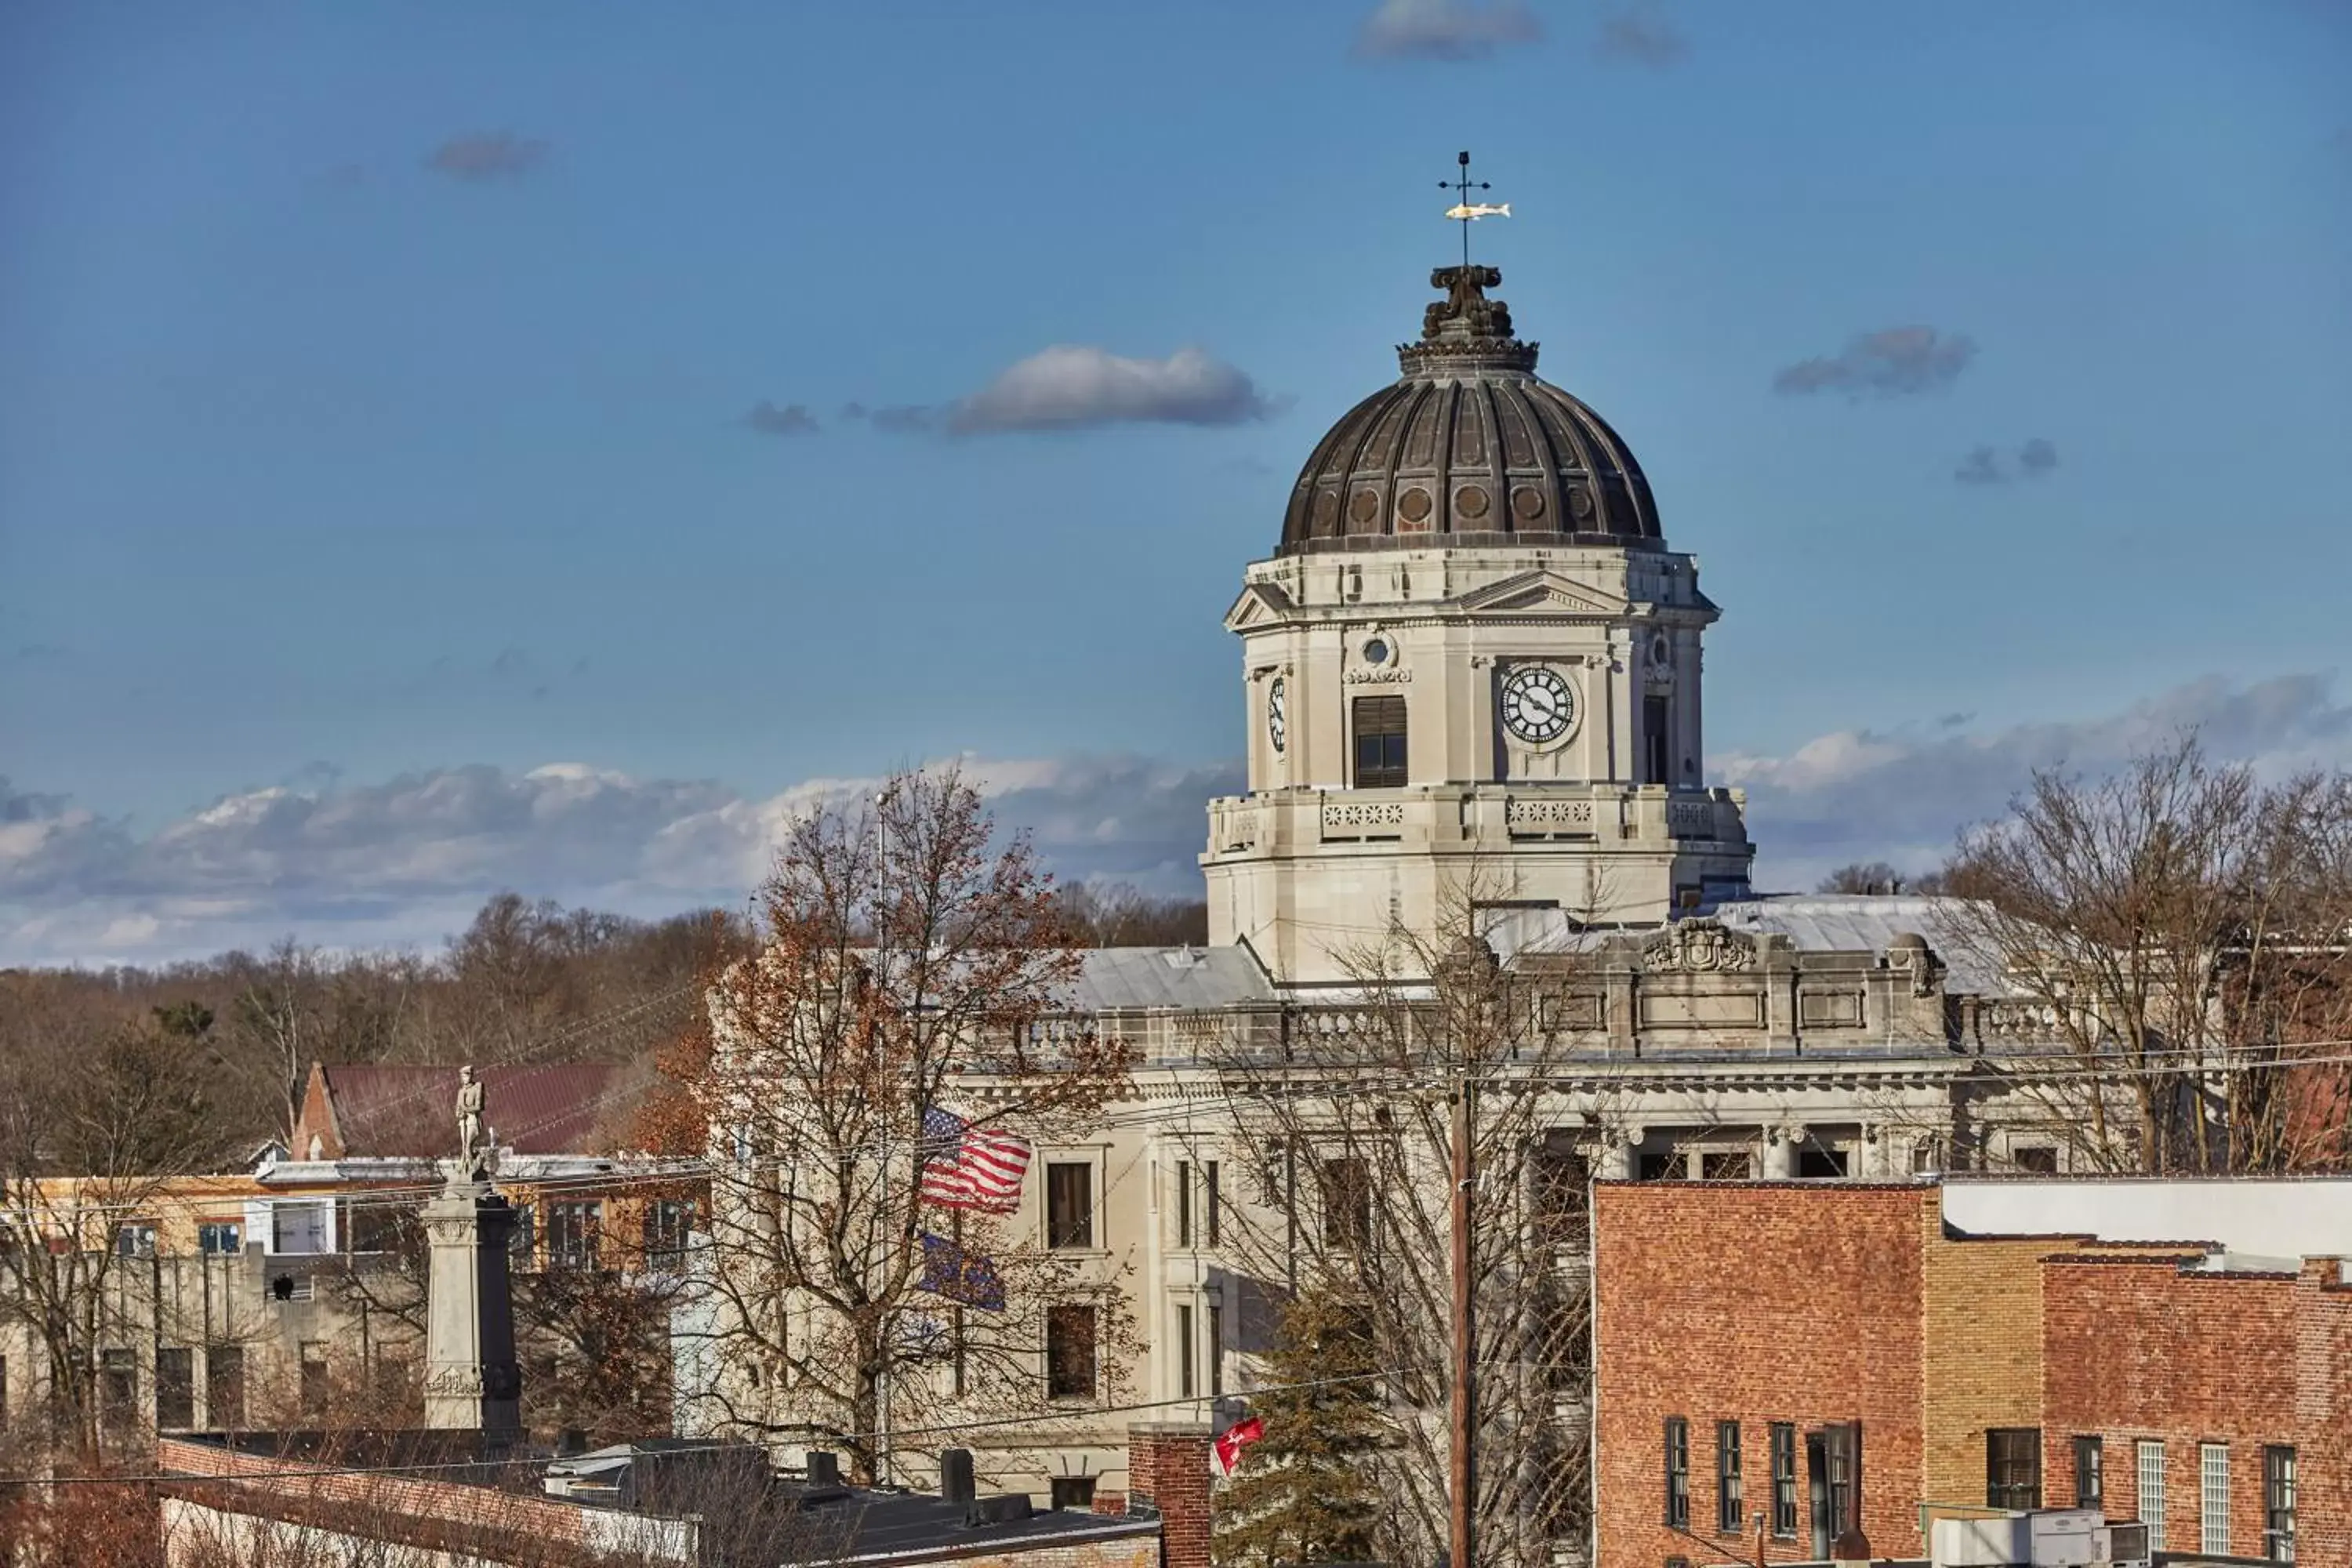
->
[423, 1065, 523, 1439]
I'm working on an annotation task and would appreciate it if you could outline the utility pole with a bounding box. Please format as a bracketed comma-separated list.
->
[1449, 1079, 1475, 1568]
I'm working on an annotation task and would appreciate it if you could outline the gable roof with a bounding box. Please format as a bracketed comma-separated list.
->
[298, 1063, 630, 1159]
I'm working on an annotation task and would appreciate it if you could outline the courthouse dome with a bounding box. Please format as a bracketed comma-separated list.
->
[1279, 267, 1661, 555]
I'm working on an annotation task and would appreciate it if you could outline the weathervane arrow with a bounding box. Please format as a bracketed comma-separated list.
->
[1439, 150, 1508, 267]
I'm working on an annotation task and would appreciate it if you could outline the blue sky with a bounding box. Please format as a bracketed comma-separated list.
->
[3, 0, 2348, 962]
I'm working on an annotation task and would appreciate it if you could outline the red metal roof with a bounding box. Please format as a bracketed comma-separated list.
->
[311, 1064, 630, 1157]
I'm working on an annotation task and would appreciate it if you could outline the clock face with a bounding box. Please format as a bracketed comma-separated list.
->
[1500, 665, 1577, 745]
[1267, 677, 1287, 754]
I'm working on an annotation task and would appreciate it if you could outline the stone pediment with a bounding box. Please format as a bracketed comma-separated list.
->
[1225, 581, 1298, 631]
[1450, 569, 1630, 619]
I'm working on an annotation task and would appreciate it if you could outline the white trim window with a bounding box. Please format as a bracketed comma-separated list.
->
[270, 1201, 330, 1256]
[2137, 1440, 2167, 1552]
[2201, 1443, 2230, 1556]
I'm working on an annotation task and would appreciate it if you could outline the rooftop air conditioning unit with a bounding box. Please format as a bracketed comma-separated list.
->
[2094, 1519, 2150, 1567]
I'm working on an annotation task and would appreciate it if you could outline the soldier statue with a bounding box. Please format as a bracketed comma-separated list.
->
[455, 1063, 488, 1177]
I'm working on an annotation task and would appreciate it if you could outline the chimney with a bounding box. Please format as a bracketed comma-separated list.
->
[805, 1450, 841, 1489]
[940, 1447, 976, 1503]
[1127, 1423, 1213, 1568]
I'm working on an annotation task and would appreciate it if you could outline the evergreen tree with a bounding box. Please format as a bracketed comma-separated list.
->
[1213, 1283, 1388, 1567]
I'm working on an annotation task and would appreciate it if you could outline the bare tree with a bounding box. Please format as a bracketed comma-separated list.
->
[673, 767, 1141, 1483]
[1940, 737, 2352, 1173]
[1213, 869, 1624, 1568]
[1815, 861, 1945, 895]
[0, 979, 241, 1459]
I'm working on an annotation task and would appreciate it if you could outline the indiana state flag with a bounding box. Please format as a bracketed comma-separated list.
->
[917, 1230, 1006, 1312]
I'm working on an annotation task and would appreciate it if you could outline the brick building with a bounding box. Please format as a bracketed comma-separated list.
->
[1591, 1176, 2352, 1567]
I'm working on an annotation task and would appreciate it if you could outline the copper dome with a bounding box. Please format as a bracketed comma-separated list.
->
[1279, 267, 1662, 555]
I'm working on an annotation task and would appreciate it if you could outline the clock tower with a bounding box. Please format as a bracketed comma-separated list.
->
[1202, 264, 1754, 984]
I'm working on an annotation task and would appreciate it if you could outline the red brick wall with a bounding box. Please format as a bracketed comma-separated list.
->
[2041, 1256, 2299, 1555]
[1592, 1183, 1932, 1568]
[2293, 1260, 2352, 1566]
[1127, 1425, 1210, 1568]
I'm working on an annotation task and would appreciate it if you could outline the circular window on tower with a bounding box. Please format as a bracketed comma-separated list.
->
[1362, 636, 1392, 666]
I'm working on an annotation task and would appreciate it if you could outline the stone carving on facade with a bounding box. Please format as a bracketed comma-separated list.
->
[1884, 932, 1942, 997]
[1421, 264, 1515, 339]
[1641, 918, 1756, 974]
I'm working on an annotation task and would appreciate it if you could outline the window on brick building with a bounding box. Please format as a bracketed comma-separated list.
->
[1051, 1476, 1097, 1511]
[2136, 1440, 2166, 1552]
[1046, 1305, 1096, 1400]
[2263, 1445, 2296, 1562]
[1769, 1424, 1798, 1537]
[1987, 1428, 2042, 1510]
[1717, 1421, 1744, 1534]
[1663, 1417, 1690, 1529]
[2201, 1443, 2230, 1556]
[2073, 1436, 2103, 1509]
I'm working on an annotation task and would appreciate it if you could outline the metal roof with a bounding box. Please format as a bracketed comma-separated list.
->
[1708, 894, 2003, 993]
[1059, 946, 1274, 1013]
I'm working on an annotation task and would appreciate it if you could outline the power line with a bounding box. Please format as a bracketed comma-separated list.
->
[0, 1370, 1404, 1490]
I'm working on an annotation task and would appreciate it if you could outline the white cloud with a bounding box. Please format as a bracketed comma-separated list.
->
[1725, 673, 2352, 891]
[0, 756, 1240, 967]
[948, 346, 1274, 434]
[1354, 0, 1542, 60]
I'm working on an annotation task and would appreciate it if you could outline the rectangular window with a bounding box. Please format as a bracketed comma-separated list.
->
[373, 1348, 412, 1407]
[641, 1199, 695, 1269]
[1178, 1304, 1196, 1398]
[198, 1221, 243, 1256]
[549, 1200, 602, 1269]
[299, 1341, 328, 1417]
[100, 1348, 136, 1428]
[1769, 1423, 1798, 1537]
[155, 1348, 194, 1429]
[1051, 1476, 1097, 1511]
[1352, 695, 1408, 789]
[509, 1204, 535, 1267]
[271, 1202, 329, 1255]
[2201, 1443, 2230, 1555]
[1664, 1416, 1690, 1529]
[1797, 1146, 1849, 1179]
[1717, 1421, 1744, 1534]
[1207, 1301, 1223, 1398]
[340, 1199, 403, 1256]
[206, 1345, 246, 1430]
[1701, 1150, 1753, 1181]
[2074, 1435, 2103, 1509]
[1636, 1149, 1680, 1181]
[1046, 1304, 1097, 1400]
[1911, 1138, 1944, 1174]
[2263, 1444, 2296, 1562]
[1177, 1160, 1193, 1248]
[0, 1355, 8, 1432]
[1319, 1157, 1373, 1249]
[113, 1222, 158, 1258]
[2013, 1145, 2059, 1174]
[1205, 1160, 1221, 1247]
[2137, 1440, 2166, 1552]
[1644, 694, 1671, 784]
[1987, 1428, 2042, 1511]
[1047, 1163, 1094, 1249]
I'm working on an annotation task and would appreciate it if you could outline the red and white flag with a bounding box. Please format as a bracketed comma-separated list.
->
[919, 1106, 1031, 1214]
[1210, 1416, 1265, 1478]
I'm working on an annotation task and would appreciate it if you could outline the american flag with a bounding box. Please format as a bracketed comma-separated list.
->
[918, 1106, 1030, 1214]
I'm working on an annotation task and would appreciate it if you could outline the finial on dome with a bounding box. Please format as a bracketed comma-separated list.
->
[1424, 265, 1514, 343]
